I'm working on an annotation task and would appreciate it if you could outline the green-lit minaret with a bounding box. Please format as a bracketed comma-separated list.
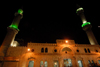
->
[9, 9, 23, 31]
[76, 5, 98, 45]
[0, 8, 23, 57]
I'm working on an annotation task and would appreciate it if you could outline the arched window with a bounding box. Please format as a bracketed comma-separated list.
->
[40, 61, 43, 67]
[45, 48, 48, 53]
[92, 60, 94, 63]
[84, 48, 87, 53]
[87, 48, 90, 53]
[88, 60, 91, 64]
[44, 61, 48, 67]
[98, 60, 100, 64]
[28, 61, 34, 67]
[41, 48, 44, 53]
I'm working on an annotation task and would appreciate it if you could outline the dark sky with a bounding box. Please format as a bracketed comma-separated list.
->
[0, 1, 100, 46]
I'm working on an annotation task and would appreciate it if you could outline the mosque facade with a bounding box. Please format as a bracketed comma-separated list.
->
[0, 6, 100, 67]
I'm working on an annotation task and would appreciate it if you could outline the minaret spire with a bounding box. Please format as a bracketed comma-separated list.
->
[76, 5, 98, 45]
[0, 8, 23, 57]
[9, 8, 23, 31]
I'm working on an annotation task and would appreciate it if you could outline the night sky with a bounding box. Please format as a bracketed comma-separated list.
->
[0, 1, 100, 46]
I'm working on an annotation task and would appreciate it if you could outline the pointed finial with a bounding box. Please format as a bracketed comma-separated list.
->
[18, 6, 23, 14]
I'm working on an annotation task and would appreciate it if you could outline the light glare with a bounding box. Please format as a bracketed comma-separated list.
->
[65, 41, 68, 43]
[83, 21, 86, 23]
[28, 48, 30, 51]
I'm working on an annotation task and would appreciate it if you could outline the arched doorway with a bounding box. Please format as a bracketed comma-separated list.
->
[28, 61, 34, 67]
[61, 47, 73, 67]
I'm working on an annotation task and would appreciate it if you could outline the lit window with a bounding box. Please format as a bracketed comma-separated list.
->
[28, 61, 34, 67]
[88, 60, 91, 64]
[84, 48, 87, 53]
[44, 61, 48, 67]
[41, 48, 44, 53]
[54, 61, 59, 67]
[40, 61, 43, 67]
[64, 59, 72, 67]
[78, 60, 83, 67]
[98, 60, 100, 64]
[92, 60, 94, 64]
[45, 48, 48, 53]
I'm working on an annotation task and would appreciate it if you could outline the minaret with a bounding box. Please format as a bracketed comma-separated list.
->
[0, 8, 23, 56]
[76, 5, 98, 45]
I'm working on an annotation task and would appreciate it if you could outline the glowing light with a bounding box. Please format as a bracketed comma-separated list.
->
[10, 41, 18, 47]
[28, 48, 30, 51]
[12, 44, 17, 47]
[54, 62, 57, 65]
[98, 26, 100, 28]
[76, 7, 83, 13]
[81, 22, 91, 27]
[83, 20, 87, 23]
[18, 9, 23, 14]
[65, 40, 68, 43]
[77, 8, 83, 12]
[9, 25, 19, 31]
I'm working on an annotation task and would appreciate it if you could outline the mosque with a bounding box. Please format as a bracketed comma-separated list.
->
[0, 5, 100, 67]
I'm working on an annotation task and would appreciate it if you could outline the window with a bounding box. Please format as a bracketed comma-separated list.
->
[92, 60, 94, 64]
[54, 49, 57, 52]
[31, 49, 34, 52]
[40, 61, 48, 67]
[45, 48, 48, 53]
[64, 59, 72, 67]
[44, 61, 48, 67]
[84, 48, 87, 53]
[40, 61, 43, 67]
[78, 60, 83, 67]
[65, 51, 67, 53]
[88, 60, 91, 64]
[76, 49, 79, 52]
[54, 61, 59, 67]
[28, 61, 34, 67]
[87, 48, 91, 53]
[41, 48, 44, 53]
[98, 60, 100, 64]
[96, 50, 98, 52]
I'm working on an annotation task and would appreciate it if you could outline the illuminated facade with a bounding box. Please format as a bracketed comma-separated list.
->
[0, 6, 100, 67]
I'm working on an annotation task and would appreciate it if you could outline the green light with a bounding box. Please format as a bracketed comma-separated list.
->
[76, 7, 83, 13]
[81, 22, 91, 27]
[18, 9, 23, 14]
[9, 25, 19, 31]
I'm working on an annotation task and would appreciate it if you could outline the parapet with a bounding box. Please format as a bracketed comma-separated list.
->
[27, 39, 76, 47]
[56, 39, 75, 45]
[27, 43, 57, 47]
